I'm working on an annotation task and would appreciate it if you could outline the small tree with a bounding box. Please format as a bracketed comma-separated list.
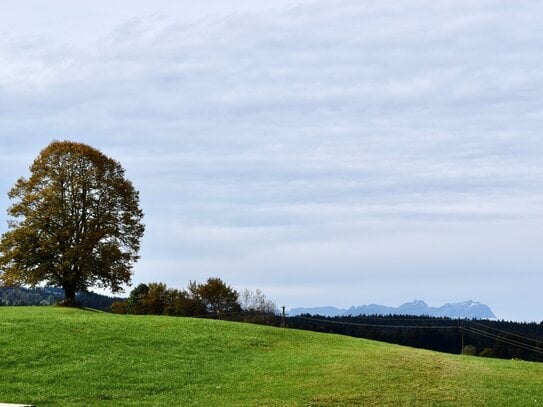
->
[111, 300, 128, 314]
[0, 141, 145, 306]
[240, 288, 277, 314]
[126, 283, 150, 314]
[140, 282, 168, 315]
[125, 282, 208, 317]
[462, 344, 478, 356]
[189, 277, 240, 315]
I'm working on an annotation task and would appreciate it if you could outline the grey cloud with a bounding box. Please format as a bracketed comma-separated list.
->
[1, 0, 543, 320]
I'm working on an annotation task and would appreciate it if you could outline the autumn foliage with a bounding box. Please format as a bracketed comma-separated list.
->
[115, 277, 277, 320]
[0, 141, 145, 305]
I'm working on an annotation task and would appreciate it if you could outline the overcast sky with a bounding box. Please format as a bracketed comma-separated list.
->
[1, 0, 542, 321]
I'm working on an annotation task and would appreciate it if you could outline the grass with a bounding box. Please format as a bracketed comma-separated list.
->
[0, 307, 542, 406]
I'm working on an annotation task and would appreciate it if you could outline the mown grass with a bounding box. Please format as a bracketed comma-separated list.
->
[0, 307, 542, 406]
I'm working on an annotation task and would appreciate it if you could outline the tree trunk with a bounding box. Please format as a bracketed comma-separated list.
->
[62, 285, 78, 307]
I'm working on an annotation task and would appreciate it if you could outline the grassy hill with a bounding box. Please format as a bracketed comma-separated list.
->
[0, 307, 542, 406]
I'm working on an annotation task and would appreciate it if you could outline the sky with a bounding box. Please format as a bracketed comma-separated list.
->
[1, 0, 542, 321]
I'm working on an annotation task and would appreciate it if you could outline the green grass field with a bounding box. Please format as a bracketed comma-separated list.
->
[0, 307, 542, 406]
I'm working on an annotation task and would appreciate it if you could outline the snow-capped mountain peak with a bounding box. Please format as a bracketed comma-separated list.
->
[290, 300, 496, 319]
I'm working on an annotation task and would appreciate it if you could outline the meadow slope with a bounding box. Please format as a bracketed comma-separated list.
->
[0, 307, 542, 406]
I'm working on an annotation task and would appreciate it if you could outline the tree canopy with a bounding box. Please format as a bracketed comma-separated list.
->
[188, 277, 241, 315]
[118, 278, 278, 318]
[0, 141, 145, 305]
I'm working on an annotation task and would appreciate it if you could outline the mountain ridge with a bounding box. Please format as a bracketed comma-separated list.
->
[290, 299, 496, 319]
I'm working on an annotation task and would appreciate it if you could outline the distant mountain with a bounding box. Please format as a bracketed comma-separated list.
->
[290, 300, 496, 319]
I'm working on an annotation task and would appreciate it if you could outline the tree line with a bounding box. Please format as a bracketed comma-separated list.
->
[111, 277, 277, 321]
[0, 277, 277, 322]
[0, 286, 123, 311]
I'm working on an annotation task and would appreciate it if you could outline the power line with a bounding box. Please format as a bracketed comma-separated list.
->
[467, 320, 543, 346]
[294, 315, 459, 329]
[463, 326, 543, 355]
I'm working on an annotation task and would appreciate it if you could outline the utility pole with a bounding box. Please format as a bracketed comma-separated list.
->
[281, 306, 286, 328]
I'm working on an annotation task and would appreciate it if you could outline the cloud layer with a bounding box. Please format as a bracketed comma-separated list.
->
[1, 0, 542, 320]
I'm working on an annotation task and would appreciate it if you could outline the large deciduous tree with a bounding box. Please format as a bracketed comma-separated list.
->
[0, 141, 145, 306]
